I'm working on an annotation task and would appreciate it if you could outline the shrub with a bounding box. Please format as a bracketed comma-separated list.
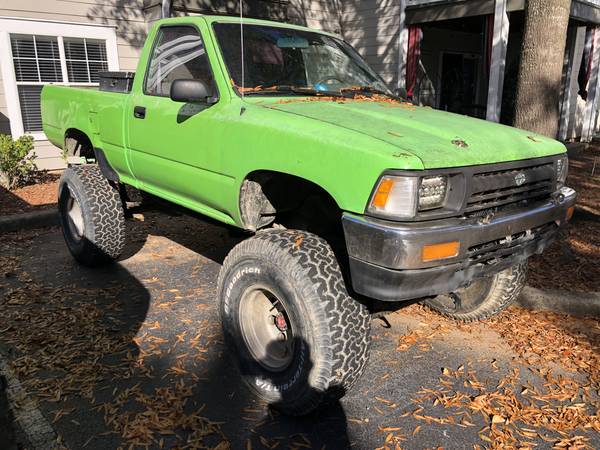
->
[0, 134, 37, 190]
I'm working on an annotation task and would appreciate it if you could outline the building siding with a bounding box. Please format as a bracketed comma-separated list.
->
[287, 0, 342, 33]
[0, 0, 148, 170]
[340, 1, 401, 86]
[0, 69, 10, 136]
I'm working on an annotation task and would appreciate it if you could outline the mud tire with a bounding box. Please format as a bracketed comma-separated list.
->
[58, 165, 125, 266]
[423, 263, 527, 322]
[218, 229, 371, 415]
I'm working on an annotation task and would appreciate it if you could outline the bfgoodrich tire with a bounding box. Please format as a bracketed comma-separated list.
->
[58, 165, 125, 267]
[218, 229, 371, 416]
[423, 262, 527, 322]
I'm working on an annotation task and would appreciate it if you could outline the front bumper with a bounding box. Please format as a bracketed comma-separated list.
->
[343, 187, 576, 302]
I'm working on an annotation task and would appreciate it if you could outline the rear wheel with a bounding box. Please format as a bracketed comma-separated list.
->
[423, 262, 527, 322]
[58, 165, 125, 266]
[218, 229, 371, 415]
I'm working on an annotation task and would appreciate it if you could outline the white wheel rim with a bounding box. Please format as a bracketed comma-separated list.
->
[239, 285, 295, 372]
[66, 189, 85, 239]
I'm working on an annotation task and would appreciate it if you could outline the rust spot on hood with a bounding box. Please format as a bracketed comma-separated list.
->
[451, 139, 469, 148]
[392, 152, 413, 158]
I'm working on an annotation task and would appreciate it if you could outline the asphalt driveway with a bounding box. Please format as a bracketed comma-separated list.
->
[1, 211, 598, 449]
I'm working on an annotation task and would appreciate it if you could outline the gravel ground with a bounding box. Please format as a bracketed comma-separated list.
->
[0, 211, 598, 450]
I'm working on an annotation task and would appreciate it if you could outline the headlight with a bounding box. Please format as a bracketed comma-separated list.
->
[368, 175, 449, 218]
[556, 156, 568, 188]
[419, 176, 448, 210]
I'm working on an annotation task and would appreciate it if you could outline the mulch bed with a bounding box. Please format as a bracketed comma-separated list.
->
[528, 145, 600, 293]
[0, 173, 60, 216]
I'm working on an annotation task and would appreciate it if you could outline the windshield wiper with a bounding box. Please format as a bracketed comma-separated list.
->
[340, 86, 399, 100]
[243, 85, 343, 97]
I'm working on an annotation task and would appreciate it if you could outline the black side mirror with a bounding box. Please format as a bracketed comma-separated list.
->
[170, 79, 215, 103]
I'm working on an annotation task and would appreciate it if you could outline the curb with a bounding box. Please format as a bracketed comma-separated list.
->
[517, 286, 600, 317]
[0, 210, 59, 234]
[0, 358, 57, 450]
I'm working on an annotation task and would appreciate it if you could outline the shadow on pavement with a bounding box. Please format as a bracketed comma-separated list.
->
[0, 211, 355, 448]
[196, 337, 352, 449]
[0, 375, 17, 450]
[113, 209, 353, 448]
[119, 204, 245, 265]
[0, 231, 153, 450]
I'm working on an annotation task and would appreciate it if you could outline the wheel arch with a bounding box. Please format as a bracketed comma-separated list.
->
[63, 128, 119, 182]
[64, 128, 95, 160]
[239, 169, 343, 232]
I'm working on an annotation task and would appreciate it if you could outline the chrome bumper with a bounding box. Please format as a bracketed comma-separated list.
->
[343, 187, 576, 271]
[342, 187, 576, 302]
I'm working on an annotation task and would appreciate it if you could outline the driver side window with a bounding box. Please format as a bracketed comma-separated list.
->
[145, 25, 215, 97]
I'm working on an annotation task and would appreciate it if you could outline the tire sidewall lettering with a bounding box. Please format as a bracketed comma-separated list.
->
[223, 266, 261, 316]
[220, 259, 313, 399]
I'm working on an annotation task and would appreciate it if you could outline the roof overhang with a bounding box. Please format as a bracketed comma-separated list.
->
[406, 0, 600, 25]
[572, 0, 600, 24]
[406, 0, 523, 24]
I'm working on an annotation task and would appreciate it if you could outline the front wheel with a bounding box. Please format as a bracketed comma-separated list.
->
[423, 262, 527, 322]
[218, 230, 371, 416]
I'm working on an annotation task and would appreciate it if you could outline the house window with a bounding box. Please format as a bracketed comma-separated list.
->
[0, 18, 119, 140]
[64, 38, 109, 83]
[10, 34, 109, 133]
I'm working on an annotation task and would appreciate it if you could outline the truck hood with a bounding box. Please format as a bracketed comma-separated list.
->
[257, 98, 566, 169]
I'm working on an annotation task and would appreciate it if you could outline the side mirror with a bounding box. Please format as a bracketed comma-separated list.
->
[170, 79, 215, 103]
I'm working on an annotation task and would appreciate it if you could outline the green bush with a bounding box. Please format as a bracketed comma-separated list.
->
[0, 134, 37, 190]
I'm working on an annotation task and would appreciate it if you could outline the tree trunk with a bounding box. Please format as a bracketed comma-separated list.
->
[513, 0, 571, 138]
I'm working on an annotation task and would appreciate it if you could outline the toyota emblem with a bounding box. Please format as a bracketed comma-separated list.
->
[515, 172, 527, 186]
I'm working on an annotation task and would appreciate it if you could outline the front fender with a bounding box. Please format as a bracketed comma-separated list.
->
[219, 102, 424, 224]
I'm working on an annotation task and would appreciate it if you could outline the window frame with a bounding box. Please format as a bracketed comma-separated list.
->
[0, 17, 119, 141]
[142, 23, 219, 100]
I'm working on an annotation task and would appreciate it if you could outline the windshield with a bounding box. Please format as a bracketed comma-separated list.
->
[213, 23, 392, 96]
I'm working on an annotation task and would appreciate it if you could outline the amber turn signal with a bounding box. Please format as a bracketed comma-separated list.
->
[566, 206, 575, 222]
[372, 178, 394, 208]
[422, 241, 460, 262]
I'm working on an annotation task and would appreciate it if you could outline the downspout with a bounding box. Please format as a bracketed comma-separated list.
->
[161, 0, 172, 19]
[397, 0, 407, 96]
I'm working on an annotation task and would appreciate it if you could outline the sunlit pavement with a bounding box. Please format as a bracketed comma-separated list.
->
[1, 211, 598, 449]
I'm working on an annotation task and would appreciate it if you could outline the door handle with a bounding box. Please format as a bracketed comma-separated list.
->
[134, 106, 146, 119]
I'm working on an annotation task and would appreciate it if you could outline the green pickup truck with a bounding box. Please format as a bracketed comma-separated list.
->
[42, 15, 576, 415]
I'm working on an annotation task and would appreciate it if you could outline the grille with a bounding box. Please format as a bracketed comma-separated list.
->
[465, 163, 554, 215]
[467, 223, 557, 265]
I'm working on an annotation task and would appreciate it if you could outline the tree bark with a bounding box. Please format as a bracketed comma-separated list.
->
[513, 0, 571, 137]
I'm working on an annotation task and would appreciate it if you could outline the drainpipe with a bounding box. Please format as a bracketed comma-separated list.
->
[161, 0, 172, 19]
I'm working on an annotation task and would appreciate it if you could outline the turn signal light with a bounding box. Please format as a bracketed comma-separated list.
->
[372, 178, 394, 208]
[422, 241, 460, 262]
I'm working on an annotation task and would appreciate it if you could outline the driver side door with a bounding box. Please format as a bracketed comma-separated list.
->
[127, 24, 223, 212]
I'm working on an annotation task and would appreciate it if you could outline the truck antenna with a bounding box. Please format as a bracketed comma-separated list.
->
[239, 0, 246, 115]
